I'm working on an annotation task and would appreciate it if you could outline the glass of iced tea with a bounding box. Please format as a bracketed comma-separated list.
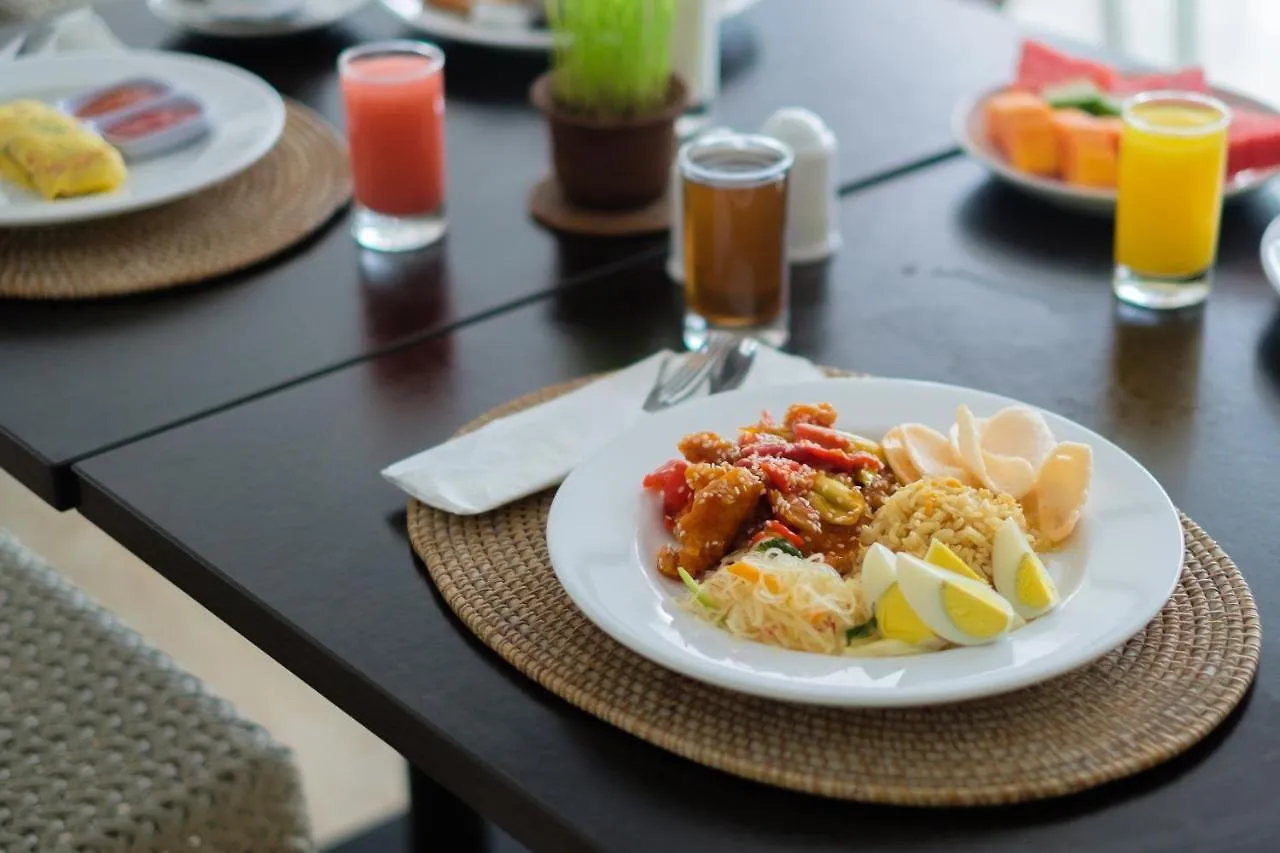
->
[679, 132, 794, 349]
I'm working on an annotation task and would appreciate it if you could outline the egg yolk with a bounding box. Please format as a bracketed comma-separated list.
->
[877, 584, 935, 645]
[941, 584, 1010, 639]
[925, 540, 986, 583]
[1016, 554, 1055, 609]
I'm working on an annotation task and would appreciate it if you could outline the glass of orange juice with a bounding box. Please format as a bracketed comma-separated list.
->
[1114, 91, 1230, 309]
[339, 41, 447, 252]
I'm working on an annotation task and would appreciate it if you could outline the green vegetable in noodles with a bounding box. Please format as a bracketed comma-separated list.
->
[845, 616, 878, 643]
[678, 567, 714, 609]
[754, 537, 804, 558]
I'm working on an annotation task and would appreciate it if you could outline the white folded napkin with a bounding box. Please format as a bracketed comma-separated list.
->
[10, 8, 125, 56]
[383, 348, 828, 515]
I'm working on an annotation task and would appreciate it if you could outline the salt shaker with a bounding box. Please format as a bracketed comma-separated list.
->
[670, 0, 720, 137]
[667, 126, 734, 283]
[761, 108, 841, 263]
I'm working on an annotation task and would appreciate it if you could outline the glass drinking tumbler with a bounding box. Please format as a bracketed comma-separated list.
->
[1113, 90, 1230, 310]
[679, 132, 794, 350]
[339, 40, 448, 252]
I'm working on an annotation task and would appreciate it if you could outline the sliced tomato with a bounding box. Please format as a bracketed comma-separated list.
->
[761, 520, 805, 548]
[642, 459, 692, 517]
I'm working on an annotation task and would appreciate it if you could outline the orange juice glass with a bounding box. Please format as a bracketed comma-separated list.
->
[1114, 91, 1229, 309]
[339, 41, 447, 252]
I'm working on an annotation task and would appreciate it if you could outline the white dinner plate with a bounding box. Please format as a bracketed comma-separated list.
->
[380, 0, 761, 52]
[0, 51, 285, 227]
[954, 84, 1280, 216]
[546, 378, 1184, 708]
[147, 0, 370, 37]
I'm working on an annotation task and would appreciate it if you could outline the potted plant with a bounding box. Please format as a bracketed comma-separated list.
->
[531, 0, 686, 211]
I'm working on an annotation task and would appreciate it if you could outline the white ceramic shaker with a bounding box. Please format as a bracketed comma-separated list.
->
[761, 108, 842, 263]
[666, 126, 734, 283]
[670, 0, 721, 137]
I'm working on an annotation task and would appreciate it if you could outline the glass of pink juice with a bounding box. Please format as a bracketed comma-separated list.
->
[338, 41, 447, 252]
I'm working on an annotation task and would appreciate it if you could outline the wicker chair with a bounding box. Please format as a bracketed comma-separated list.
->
[0, 531, 314, 853]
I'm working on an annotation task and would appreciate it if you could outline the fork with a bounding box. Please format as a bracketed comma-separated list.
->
[642, 334, 742, 413]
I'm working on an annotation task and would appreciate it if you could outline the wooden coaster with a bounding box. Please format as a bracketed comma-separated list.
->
[0, 100, 351, 300]
[528, 175, 670, 236]
[408, 374, 1262, 806]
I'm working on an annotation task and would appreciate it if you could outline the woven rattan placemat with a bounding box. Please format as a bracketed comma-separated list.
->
[0, 100, 350, 300]
[407, 377, 1261, 805]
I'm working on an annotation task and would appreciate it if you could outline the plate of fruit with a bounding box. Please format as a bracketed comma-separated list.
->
[955, 40, 1280, 215]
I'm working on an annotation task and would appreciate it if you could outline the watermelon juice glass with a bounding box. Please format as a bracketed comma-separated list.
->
[339, 41, 447, 252]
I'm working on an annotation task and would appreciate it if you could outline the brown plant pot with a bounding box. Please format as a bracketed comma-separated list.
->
[530, 72, 688, 211]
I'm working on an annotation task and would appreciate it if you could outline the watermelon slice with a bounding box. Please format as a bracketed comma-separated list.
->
[1110, 68, 1210, 96]
[1227, 109, 1280, 175]
[1015, 40, 1119, 93]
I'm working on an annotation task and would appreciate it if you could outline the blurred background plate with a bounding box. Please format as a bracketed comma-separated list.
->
[954, 83, 1280, 216]
[147, 0, 371, 38]
[0, 50, 285, 227]
[380, 0, 761, 52]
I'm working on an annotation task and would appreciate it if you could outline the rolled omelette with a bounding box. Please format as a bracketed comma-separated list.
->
[0, 99, 127, 200]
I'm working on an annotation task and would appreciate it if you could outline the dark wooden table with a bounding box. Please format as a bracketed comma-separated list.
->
[74, 158, 1280, 852]
[8, 1, 1280, 850]
[0, 0, 1015, 509]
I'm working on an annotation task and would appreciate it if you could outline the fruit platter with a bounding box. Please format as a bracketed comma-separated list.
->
[954, 39, 1280, 214]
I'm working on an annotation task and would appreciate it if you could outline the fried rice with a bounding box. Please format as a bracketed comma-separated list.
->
[859, 477, 1036, 579]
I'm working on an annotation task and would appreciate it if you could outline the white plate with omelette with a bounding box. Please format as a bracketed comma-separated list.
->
[0, 51, 285, 227]
[547, 378, 1184, 707]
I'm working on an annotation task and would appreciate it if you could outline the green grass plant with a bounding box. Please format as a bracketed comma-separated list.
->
[546, 0, 676, 117]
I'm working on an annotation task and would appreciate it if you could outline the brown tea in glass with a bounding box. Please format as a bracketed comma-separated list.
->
[679, 132, 794, 349]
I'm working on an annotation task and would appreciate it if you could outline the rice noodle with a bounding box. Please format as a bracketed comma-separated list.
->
[687, 548, 871, 655]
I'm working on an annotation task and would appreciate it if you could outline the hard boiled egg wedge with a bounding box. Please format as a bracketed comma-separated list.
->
[992, 517, 1060, 619]
[924, 539, 986, 583]
[859, 543, 899, 604]
[858, 544, 940, 647]
[896, 554, 1016, 646]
